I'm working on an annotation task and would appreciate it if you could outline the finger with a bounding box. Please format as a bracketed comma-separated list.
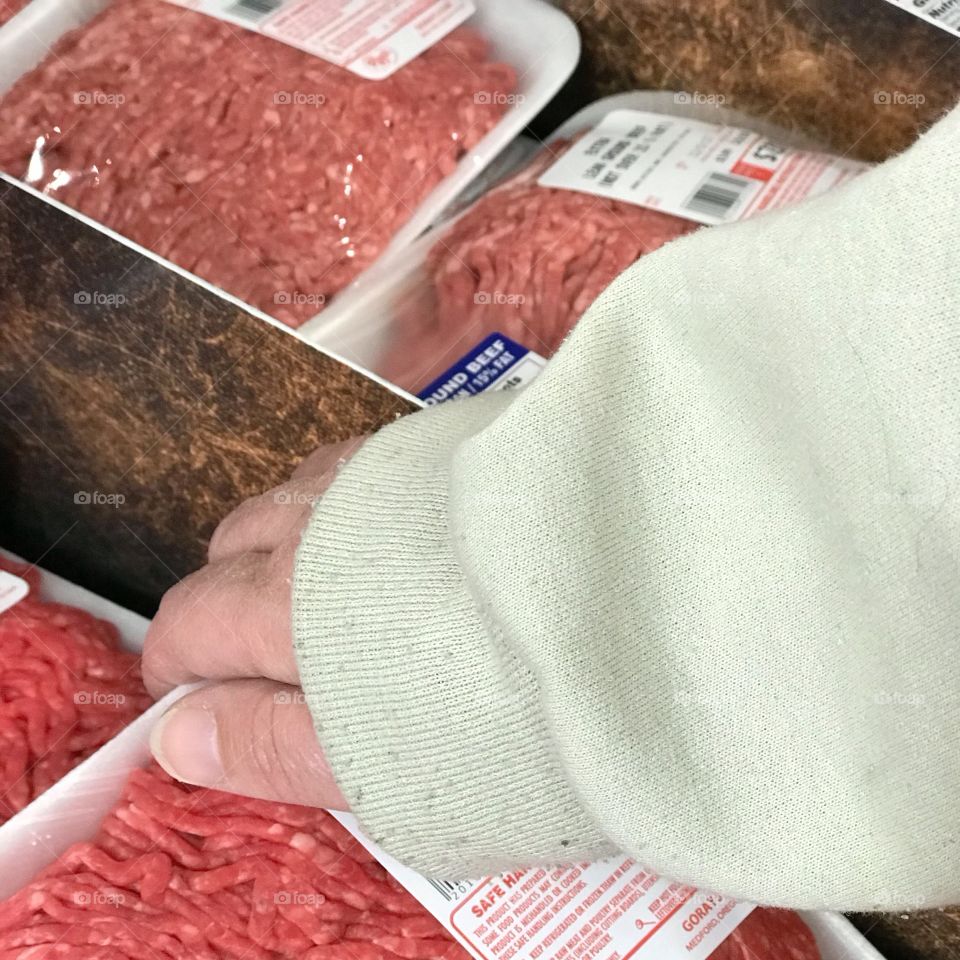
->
[207, 437, 365, 564]
[291, 436, 366, 481]
[142, 544, 298, 699]
[149, 678, 348, 809]
[207, 476, 325, 563]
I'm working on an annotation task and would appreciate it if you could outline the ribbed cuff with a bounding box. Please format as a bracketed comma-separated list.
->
[292, 393, 612, 878]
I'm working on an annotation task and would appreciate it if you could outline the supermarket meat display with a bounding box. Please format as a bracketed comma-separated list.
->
[0, 557, 152, 824]
[0, 762, 821, 960]
[0, 0, 515, 326]
[389, 139, 698, 391]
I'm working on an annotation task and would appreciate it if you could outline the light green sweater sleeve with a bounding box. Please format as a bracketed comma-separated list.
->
[292, 104, 960, 912]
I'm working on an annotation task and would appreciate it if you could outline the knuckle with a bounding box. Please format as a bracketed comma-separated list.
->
[142, 588, 180, 673]
[208, 509, 243, 559]
[238, 689, 297, 792]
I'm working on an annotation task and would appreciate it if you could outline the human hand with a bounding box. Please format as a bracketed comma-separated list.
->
[142, 438, 365, 808]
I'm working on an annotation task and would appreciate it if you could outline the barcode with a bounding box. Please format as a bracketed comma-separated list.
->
[228, 0, 282, 21]
[427, 878, 467, 903]
[684, 172, 753, 220]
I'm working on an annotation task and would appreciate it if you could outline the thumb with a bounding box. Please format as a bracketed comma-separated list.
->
[149, 678, 348, 810]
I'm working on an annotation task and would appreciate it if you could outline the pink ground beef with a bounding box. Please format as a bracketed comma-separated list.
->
[711, 909, 821, 960]
[0, 557, 152, 825]
[386, 139, 699, 392]
[0, 763, 819, 960]
[0, 0, 515, 325]
[0, 763, 471, 959]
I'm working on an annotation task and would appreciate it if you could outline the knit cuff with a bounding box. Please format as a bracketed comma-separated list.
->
[292, 393, 613, 878]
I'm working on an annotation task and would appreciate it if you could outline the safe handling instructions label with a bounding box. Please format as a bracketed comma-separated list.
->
[538, 109, 869, 225]
[332, 813, 754, 960]
[167, 0, 475, 78]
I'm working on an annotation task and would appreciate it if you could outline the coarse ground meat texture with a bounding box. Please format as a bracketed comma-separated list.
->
[711, 908, 820, 960]
[0, 763, 821, 960]
[0, 557, 152, 824]
[0, 763, 474, 960]
[384, 139, 699, 392]
[0, 0, 515, 326]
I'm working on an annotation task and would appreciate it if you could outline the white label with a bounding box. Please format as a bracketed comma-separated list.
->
[538, 110, 869, 226]
[166, 0, 476, 79]
[0, 571, 29, 613]
[881, 0, 960, 36]
[487, 353, 547, 393]
[332, 813, 754, 960]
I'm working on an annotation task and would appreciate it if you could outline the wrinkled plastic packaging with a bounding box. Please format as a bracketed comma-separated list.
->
[0, 0, 559, 326]
[299, 91, 856, 399]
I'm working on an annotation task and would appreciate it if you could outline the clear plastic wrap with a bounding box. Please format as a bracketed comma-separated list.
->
[300, 92, 857, 398]
[551, 0, 960, 164]
[0, 0, 542, 326]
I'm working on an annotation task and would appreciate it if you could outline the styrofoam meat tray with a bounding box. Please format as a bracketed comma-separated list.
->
[0, 684, 886, 959]
[0, 0, 580, 314]
[0, 547, 149, 652]
[294, 90, 826, 395]
[0, 552, 883, 957]
[0, 546, 152, 880]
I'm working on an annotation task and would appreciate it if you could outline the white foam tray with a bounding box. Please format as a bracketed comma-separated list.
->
[295, 90, 826, 395]
[0, 0, 579, 309]
[0, 547, 149, 652]
[0, 684, 885, 960]
[0, 547, 154, 884]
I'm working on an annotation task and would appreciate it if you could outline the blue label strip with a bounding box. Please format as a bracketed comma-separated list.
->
[417, 332, 531, 406]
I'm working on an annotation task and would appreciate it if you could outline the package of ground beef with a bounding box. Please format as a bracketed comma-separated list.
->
[0, 555, 152, 825]
[301, 93, 864, 397]
[0, 761, 823, 960]
[550, 0, 959, 164]
[0, 0, 517, 326]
